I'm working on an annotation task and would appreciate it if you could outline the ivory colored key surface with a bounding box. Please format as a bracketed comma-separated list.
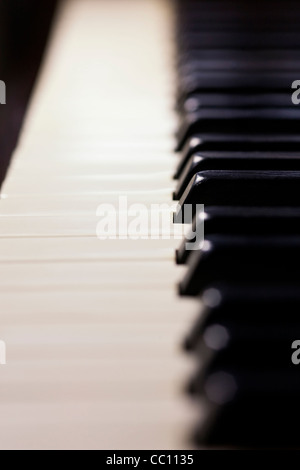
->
[0, 212, 188, 238]
[0, 237, 180, 261]
[0, 261, 188, 291]
[0, 0, 198, 450]
[0, 190, 175, 215]
[2, 172, 174, 194]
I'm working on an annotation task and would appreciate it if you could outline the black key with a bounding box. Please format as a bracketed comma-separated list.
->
[174, 170, 300, 223]
[176, 3, 300, 28]
[174, 152, 300, 200]
[176, 134, 300, 178]
[181, 93, 293, 115]
[178, 32, 300, 50]
[192, 368, 300, 446]
[178, 49, 300, 68]
[179, 58, 300, 75]
[178, 234, 300, 296]
[176, 206, 300, 264]
[177, 5, 300, 24]
[184, 282, 300, 351]
[190, 323, 298, 374]
[178, 71, 297, 101]
[176, 108, 300, 151]
[177, 2, 300, 25]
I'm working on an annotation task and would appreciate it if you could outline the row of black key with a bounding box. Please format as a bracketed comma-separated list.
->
[174, 0, 300, 448]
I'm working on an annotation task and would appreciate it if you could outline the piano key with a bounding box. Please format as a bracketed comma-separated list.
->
[177, 3, 300, 19]
[0, 401, 197, 450]
[181, 93, 293, 114]
[178, 49, 300, 67]
[0, 360, 192, 403]
[191, 322, 300, 375]
[1, 172, 174, 195]
[174, 152, 300, 200]
[180, 21, 300, 34]
[193, 368, 300, 446]
[179, 58, 300, 75]
[9, 152, 175, 176]
[0, 237, 181, 262]
[0, 260, 188, 292]
[176, 108, 300, 150]
[0, 289, 196, 324]
[177, 71, 298, 101]
[184, 282, 300, 351]
[0, 213, 186, 239]
[177, 2, 300, 24]
[177, 10, 300, 32]
[175, 134, 300, 178]
[175, 170, 300, 223]
[176, 206, 300, 264]
[178, 32, 300, 50]
[0, 190, 175, 215]
[178, 234, 300, 296]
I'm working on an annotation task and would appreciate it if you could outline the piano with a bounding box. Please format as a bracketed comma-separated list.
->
[0, 0, 300, 449]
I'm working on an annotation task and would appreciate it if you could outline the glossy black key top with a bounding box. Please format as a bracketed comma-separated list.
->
[178, 234, 300, 296]
[181, 93, 293, 114]
[176, 134, 300, 178]
[177, 3, 300, 25]
[178, 32, 300, 51]
[175, 170, 300, 223]
[178, 49, 300, 69]
[178, 21, 300, 34]
[176, 108, 300, 151]
[178, 71, 297, 102]
[193, 368, 300, 446]
[179, 58, 300, 76]
[190, 323, 299, 377]
[184, 282, 300, 351]
[176, 206, 300, 264]
[174, 152, 300, 200]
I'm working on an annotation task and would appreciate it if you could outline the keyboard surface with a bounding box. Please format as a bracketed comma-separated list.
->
[0, 0, 198, 450]
[2, 0, 300, 450]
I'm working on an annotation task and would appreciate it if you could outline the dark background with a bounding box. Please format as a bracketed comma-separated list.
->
[0, 0, 58, 188]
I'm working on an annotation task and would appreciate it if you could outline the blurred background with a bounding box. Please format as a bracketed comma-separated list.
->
[0, 0, 58, 186]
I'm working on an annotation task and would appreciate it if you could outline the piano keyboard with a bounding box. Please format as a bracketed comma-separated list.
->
[2, 0, 300, 450]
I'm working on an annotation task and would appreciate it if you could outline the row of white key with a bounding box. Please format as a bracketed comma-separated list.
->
[0, 0, 200, 449]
